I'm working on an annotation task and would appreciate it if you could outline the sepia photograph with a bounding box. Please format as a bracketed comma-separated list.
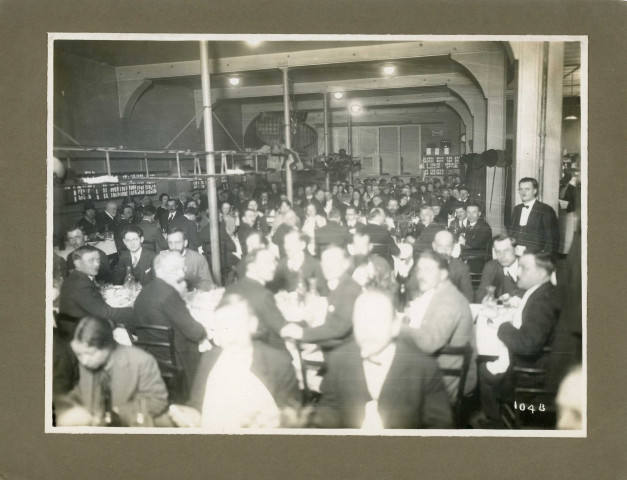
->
[47, 34, 586, 435]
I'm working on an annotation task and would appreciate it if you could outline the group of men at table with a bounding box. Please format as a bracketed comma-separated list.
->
[53, 175, 565, 429]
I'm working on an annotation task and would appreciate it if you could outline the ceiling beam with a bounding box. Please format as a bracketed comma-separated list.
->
[115, 41, 502, 81]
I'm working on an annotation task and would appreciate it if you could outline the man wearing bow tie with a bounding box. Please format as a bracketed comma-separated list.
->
[509, 177, 559, 255]
[475, 234, 526, 303]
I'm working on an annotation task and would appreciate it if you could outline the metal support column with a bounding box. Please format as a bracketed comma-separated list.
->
[144, 154, 149, 176]
[281, 68, 293, 203]
[200, 41, 221, 284]
[105, 151, 111, 176]
[176, 152, 182, 179]
[323, 93, 330, 156]
[347, 108, 353, 185]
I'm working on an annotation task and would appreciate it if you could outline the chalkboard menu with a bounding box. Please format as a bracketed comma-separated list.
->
[422, 155, 461, 177]
[63, 181, 158, 204]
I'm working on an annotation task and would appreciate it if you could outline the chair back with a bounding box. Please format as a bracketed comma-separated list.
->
[129, 324, 177, 367]
[438, 342, 473, 427]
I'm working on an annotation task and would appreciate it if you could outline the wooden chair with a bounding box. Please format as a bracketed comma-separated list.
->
[438, 342, 474, 427]
[294, 341, 325, 406]
[128, 324, 187, 403]
[501, 347, 556, 429]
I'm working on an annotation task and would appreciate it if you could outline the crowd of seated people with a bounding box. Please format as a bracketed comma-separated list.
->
[52, 173, 578, 430]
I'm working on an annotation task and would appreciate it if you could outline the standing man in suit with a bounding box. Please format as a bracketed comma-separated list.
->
[459, 203, 493, 274]
[315, 208, 351, 254]
[509, 177, 559, 255]
[159, 198, 183, 233]
[475, 234, 526, 303]
[401, 250, 476, 401]
[112, 225, 156, 286]
[132, 251, 208, 396]
[58, 246, 133, 340]
[167, 228, 215, 291]
[478, 252, 561, 427]
[280, 247, 363, 356]
[169, 206, 201, 252]
[311, 290, 453, 429]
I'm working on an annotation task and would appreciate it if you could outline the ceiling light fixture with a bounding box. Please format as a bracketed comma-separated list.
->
[228, 77, 241, 86]
[333, 92, 344, 100]
[383, 65, 396, 76]
[246, 40, 262, 46]
[349, 104, 362, 114]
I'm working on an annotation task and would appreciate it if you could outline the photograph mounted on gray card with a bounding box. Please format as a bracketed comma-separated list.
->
[48, 34, 585, 435]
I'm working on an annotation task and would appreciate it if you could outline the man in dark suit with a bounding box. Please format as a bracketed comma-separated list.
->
[448, 204, 468, 241]
[460, 203, 493, 274]
[311, 291, 453, 429]
[113, 204, 136, 253]
[58, 246, 133, 340]
[281, 247, 362, 356]
[169, 206, 201, 252]
[137, 205, 168, 253]
[237, 209, 258, 256]
[310, 188, 327, 217]
[159, 198, 183, 233]
[132, 251, 208, 395]
[412, 205, 445, 257]
[475, 234, 526, 303]
[315, 208, 351, 254]
[508, 177, 559, 254]
[112, 225, 156, 286]
[224, 248, 289, 354]
[344, 206, 366, 236]
[96, 201, 118, 234]
[478, 252, 561, 427]
[63, 225, 113, 284]
[361, 208, 400, 263]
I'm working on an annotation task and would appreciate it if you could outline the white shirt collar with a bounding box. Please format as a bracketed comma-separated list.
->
[504, 259, 519, 280]
[523, 198, 537, 208]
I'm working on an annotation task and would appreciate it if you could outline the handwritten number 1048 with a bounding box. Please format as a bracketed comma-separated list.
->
[514, 401, 545, 413]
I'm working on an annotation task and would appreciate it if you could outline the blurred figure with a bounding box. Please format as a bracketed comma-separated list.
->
[167, 228, 215, 291]
[77, 202, 98, 238]
[169, 295, 302, 429]
[556, 365, 583, 430]
[311, 290, 453, 429]
[55, 317, 168, 427]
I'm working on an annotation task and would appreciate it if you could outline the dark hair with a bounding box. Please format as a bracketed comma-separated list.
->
[74, 317, 115, 350]
[184, 206, 198, 215]
[167, 226, 187, 240]
[418, 250, 449, 271]
[531, 252, 556, 275]
[66, 224, 85, 238]
[345, 205, 358, 215]
[83, 203, 96, 213]
[279, 199, 292, 209]
[70, 245, 99, 263]
[459, 187, 469, 194]
[519, 177, 539, 190]
[419, 205, 434, 213]
[143, 204, 156, 215]
[466, 203, 481, 211]
[327, 208, 342, 222]
[159, 193, 170, 201]
[368, 207, 385, 221]
[492, 233, 517, 247]
[122, 225, 144, 239]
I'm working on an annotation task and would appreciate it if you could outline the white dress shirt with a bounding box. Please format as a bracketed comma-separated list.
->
[519, 198, 536, 226]
[361, 343, 397, 430]
[503, 259, 519, 282]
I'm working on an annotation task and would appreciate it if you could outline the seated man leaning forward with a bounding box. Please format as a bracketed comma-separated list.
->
[168, 294, 303, 429]
[132, 251, 208, 397]
[401, 250, 476, 401]
[58, 245, 133, 340]
[167, 227, 215, 291]
[54, 317, 169, 427]
[311, 290, 453, 429]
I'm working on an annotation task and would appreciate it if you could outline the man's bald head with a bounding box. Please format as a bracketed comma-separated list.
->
[432, 230, 455, 258]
